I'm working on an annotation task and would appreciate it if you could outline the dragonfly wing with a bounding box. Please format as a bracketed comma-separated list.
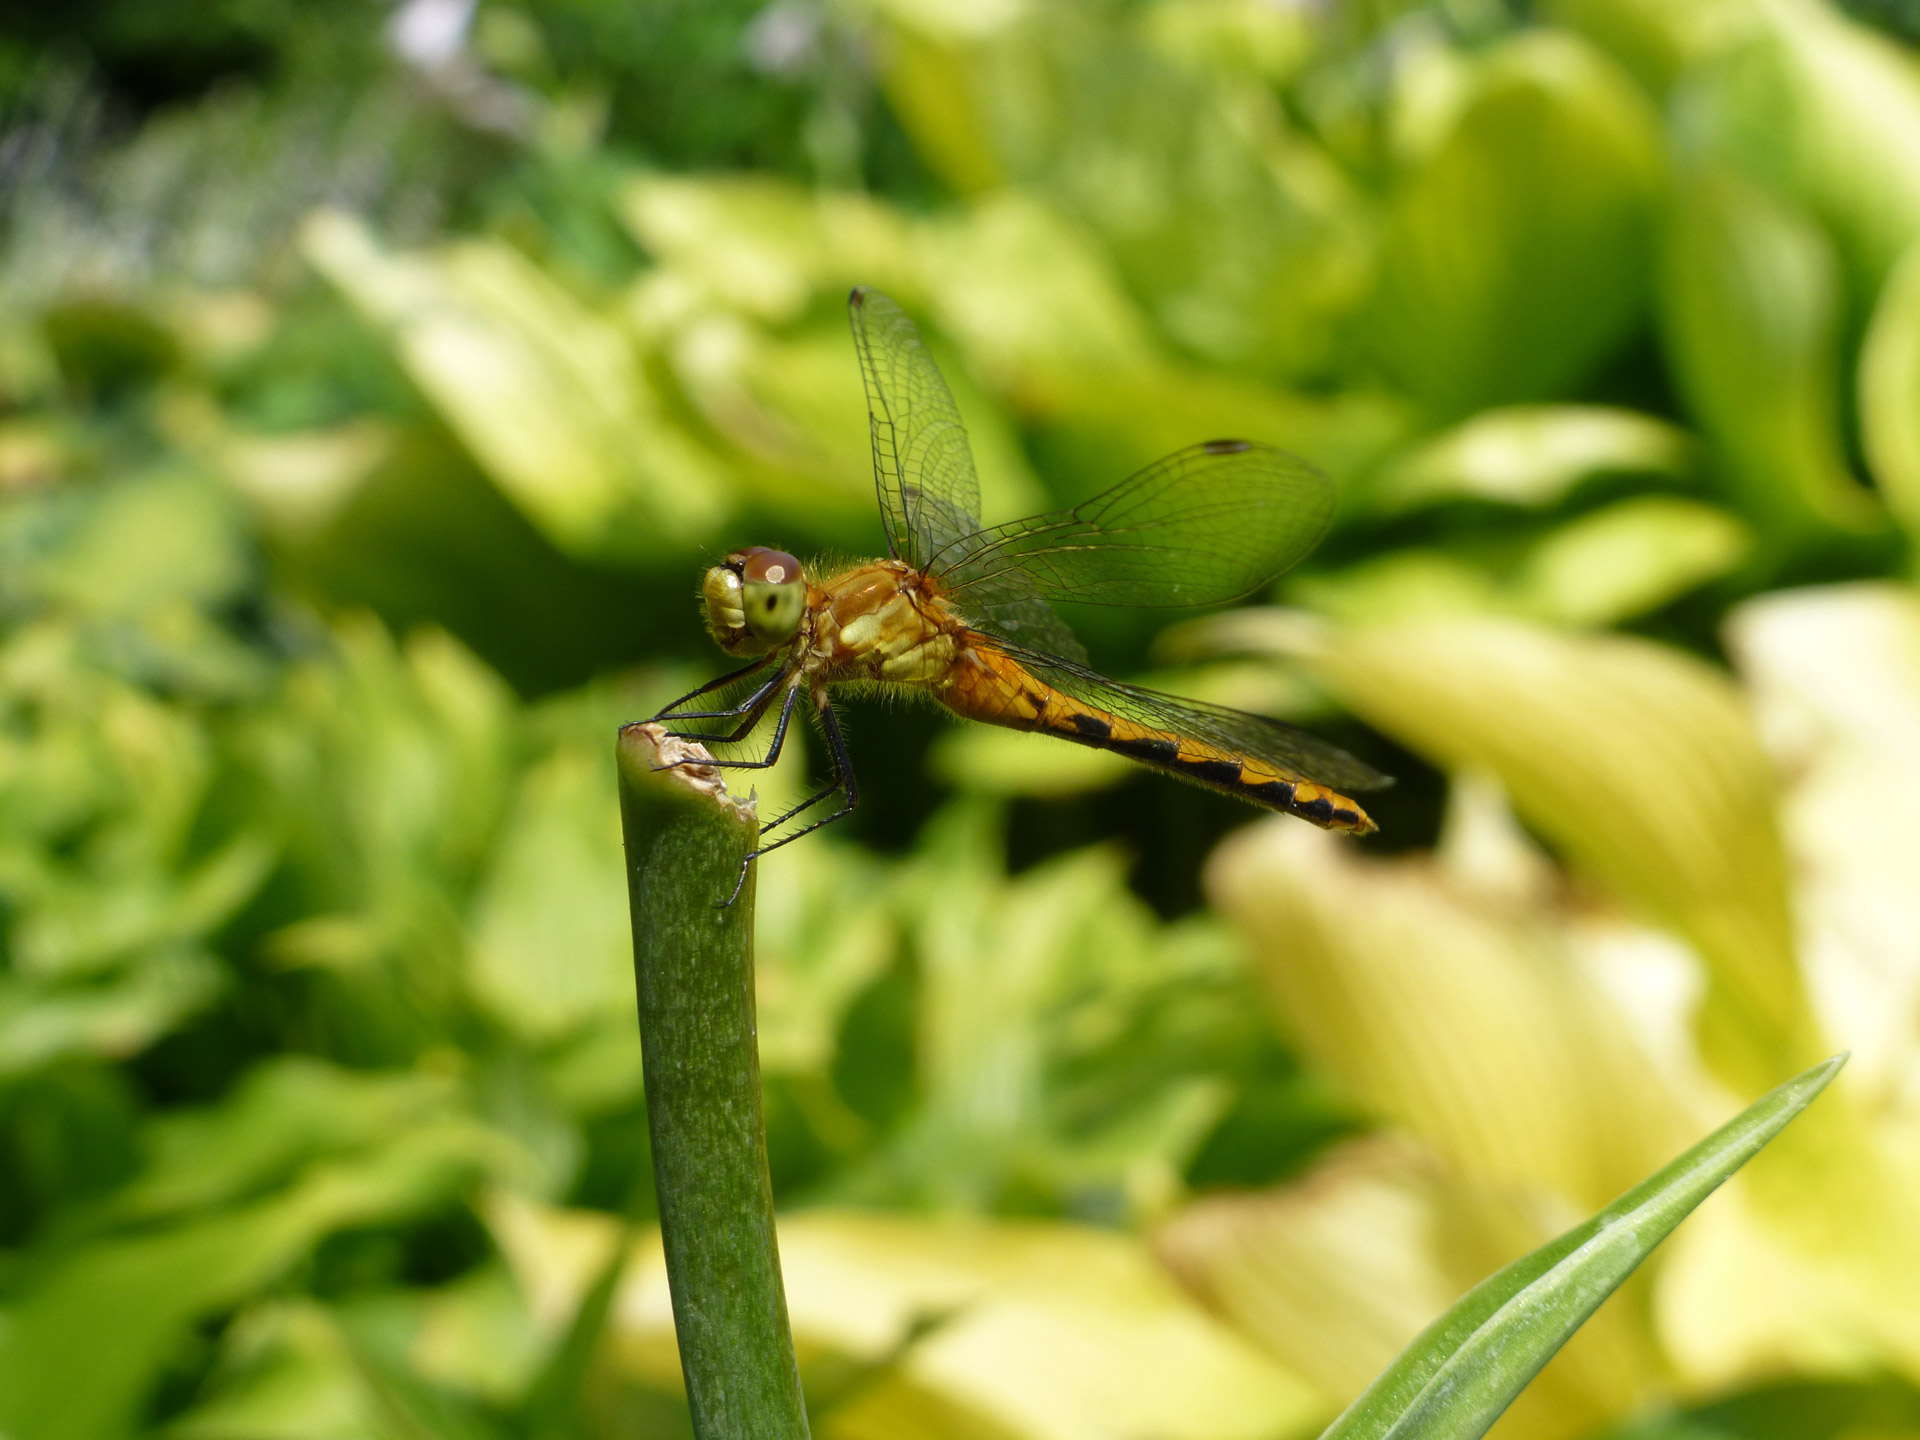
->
[929, 440, 1335, 613]
[849, 287, 985, 566]
[998, 640, 1391, 794]
[962, 592, 1089, 666]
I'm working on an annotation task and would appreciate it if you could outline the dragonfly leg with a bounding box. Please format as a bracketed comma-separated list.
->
[727, 696, 849, 871]
[719, 692, 859, 906]
[643, 656, 774, 722]
[654, 667, 788, 731]
[758, 772, 841, 835]
[661, 676, 787, 745]
[654, 681, 799, 772]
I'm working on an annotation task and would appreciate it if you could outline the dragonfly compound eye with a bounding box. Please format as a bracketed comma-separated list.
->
[740, 548, 807, 644]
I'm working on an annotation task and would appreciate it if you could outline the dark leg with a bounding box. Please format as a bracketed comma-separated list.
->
[656, 667, 787, 730]
[642, 656, 773, 722]
[718, 693, 859, 906]
[758, 773, 841, 835]
[742, 694, 852, 836]
[655, 682, 800, 772]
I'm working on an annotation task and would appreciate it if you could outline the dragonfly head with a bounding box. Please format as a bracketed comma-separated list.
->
[703, 548, 808, 655]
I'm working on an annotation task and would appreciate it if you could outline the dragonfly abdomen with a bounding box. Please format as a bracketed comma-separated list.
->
[1064, 710, 1374, 834]
[942, 647, 1375, 835]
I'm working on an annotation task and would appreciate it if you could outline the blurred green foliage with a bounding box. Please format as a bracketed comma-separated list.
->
[4, 0, 1920, 1437]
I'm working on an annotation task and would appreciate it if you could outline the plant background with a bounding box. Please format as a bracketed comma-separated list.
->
[4, 0, 1920, 1437]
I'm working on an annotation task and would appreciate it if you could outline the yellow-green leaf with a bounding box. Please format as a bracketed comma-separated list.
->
[1368, 33, 1662, 416]
[1676, 0, 1920, 296]
[303, 211, 726, 559]
[1657, 168, 1881, 537]
[1860, 240, 1920, 538]
[469, 742, 630, 1037]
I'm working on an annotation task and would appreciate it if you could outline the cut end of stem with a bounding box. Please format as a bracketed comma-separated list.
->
[619, 722, 758, 817]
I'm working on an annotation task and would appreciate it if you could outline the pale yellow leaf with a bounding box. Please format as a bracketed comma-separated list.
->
[1375, 406, 1695, 512]
[1206, 818, 1692, 1210]
[1514, 495, 1750, 626]
[1724, 583, 1920, 1112]
[1302, 615, 1816, 1094]
[1158, 1138, 1662, 1440]
[725, 1212, 1325, 1440]
[1285, 551, 1507, 627]
[1656, 1140, 1920, 1388]
[488, 1196, 1326, 1440]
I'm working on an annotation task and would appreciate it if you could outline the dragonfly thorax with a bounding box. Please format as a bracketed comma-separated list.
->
[703, 547, 809, 656]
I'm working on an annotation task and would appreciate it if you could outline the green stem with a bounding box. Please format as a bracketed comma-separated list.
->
[617, 723, 809, 1440]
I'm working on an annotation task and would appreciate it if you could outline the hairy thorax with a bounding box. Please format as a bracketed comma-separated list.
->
[809, 561, 960, 686]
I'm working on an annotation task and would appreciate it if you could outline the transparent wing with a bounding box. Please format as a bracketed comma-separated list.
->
[968, 592, 1089, 666]
[849, 287, 984, 566]
[1002, 639, 1392, 793]
[929, 441, 1335, 625]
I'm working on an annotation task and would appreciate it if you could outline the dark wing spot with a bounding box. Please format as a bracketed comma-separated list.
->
[1066, 713, 1112, 739]
[1202, 438, 1252, 455]
[1182, 758, 1244, 786]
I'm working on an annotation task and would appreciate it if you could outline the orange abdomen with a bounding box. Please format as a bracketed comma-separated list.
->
[938, 641, 1374, 834]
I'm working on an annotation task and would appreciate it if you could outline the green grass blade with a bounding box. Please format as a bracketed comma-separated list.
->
[1322, 1055, 1847, 1440]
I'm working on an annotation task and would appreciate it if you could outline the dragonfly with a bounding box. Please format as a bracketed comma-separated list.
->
[647, 287, 1389, 902]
